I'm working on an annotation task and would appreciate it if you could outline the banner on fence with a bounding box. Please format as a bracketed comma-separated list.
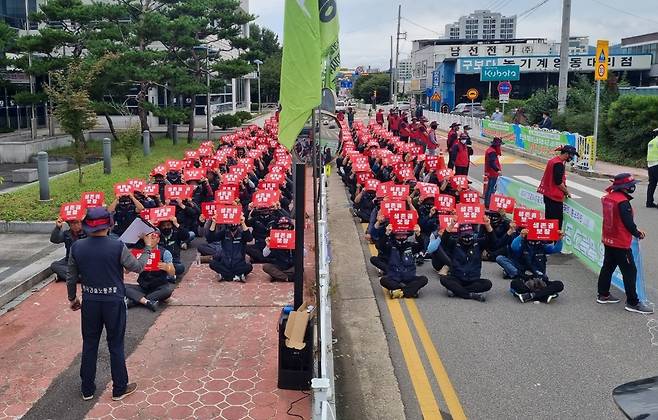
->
[497, 176, 646, 301]
[480, 119, 516, 142]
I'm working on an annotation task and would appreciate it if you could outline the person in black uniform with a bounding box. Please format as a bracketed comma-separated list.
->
[50, 214, 86, 282]
[67, 207, 159, 401]
[209, 215, 254, 282]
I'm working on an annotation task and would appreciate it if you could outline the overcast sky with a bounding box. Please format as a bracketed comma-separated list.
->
[250, 0, 658, 69]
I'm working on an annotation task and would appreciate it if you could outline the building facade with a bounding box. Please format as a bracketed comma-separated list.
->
[621, 32, 658, 84]
[397, 58, 412, 80]
[444, 10, 516, 40]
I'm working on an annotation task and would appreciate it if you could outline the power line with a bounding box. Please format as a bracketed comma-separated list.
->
[587, 0, 658, 25]
[518, 0, 550, 21]
[400, 16, 442, 36]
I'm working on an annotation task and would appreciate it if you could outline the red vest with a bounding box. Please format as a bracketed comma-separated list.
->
[399, 122, 410, 137]
[376, 112, 384, 124]
[484, 146, 501, 178]
[601, 191, 633, 249]
[537, 156, 566, 202]
[390, 116, 400, 131]
[454, 142, 469, 167]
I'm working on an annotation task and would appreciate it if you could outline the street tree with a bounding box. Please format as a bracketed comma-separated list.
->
[352, 73, 390, 104]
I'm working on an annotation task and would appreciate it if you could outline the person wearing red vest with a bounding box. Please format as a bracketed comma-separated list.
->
[446, 123, 460, 169]
[484, 137, 504, 208]
[450, 133, 472, 175]
[537, 145, 578, 228]
[597, 173, 652, 314]
[389, 111, 400, 135]
[399, 116, 410, 141]
[376, 109, 384, 126]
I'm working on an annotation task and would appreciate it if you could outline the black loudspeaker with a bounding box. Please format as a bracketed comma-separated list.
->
[277, 309, 313, 390]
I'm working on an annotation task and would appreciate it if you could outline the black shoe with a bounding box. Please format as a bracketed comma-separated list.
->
[126, 299, 136, 309]
[446, 290, 455, 298]
[469, 292, 486, 302]
[597, 294, 621, 304]
[647, 203, 657, 208]
[516, 292, 532, 303]
[112, 382, 138, 401]
[81, 392, 94, 401]
[145, 300, 158, 312]
[625, 302, 654, 314]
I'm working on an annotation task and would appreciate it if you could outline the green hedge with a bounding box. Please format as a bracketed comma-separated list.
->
[602, 95, 658, 166]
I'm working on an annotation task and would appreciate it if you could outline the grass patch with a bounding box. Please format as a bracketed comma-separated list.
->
[0, 138, 196, 221]
[47, 141, 104, 159]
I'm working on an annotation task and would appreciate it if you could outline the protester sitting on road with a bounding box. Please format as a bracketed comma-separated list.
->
[246, 204, 285, 263]
[133, 187, 157, 209]
[157, 217, 189, 279]
[197, 215, 222, 258]
[50, 215, 87, 282]
[262, 217, 295, 282]
[352, 183, 377, 223]
[480, 209, 514, 262]
[171, 198, 200, 248]
[495, 229, 564, 303]
[439, 221, 494, 302]
[209, 216, 254, 282]
[109, 193, 145, 237]
[378, 223, 428, 299]
[126, 235, 176, 311]
[166, 169, 183, 185]
[189, 176, 215, 204]
[150, 171, 169, 203]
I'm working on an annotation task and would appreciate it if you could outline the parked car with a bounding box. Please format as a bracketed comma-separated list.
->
[451, 102, 486, 118]
[335, 100, 347, 112]
[396, 101, 411, 111]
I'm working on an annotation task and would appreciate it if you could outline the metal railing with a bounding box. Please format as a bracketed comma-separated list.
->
[311, 172, 336, 420]
[423, 110, 596, 171]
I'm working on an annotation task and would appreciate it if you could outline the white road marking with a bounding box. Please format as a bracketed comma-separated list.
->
[513, 175, 583, 199]
[565, 180, 605, 199]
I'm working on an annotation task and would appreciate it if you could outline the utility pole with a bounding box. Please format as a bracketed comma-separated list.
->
[557, 0, 571, 114]
[394, 4, 402, 105]
[389, 35, 394, 103]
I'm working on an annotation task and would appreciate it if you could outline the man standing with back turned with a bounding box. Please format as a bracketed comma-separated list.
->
[537, 145, 579, 229]
[67, 207, 160, 401]
[646, 128, 658, 208]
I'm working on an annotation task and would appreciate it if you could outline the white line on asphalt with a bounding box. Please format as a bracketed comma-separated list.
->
[512, 176, 583, 199]
[470, 179, 484, 194]
[565, 180, 605, 199]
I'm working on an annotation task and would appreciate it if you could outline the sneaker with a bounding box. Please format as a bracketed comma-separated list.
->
[389, 289, 404, 299]
[625, 302, 654, 315]
[516, 292, 532, 303]
[81, 392, 94, 401]
[232, 275, 240, 282]
[469, 292, 486, 302]
[597, 294, 621, 304]
[237, 274, 246, 283]
[112, 383, 138, 401]
[446, 290, 455, 298]
[647, 203, 657, 208]
[145, 300, 158, 312]
[545, 294, 558, 304]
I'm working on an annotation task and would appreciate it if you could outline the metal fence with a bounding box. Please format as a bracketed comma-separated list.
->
[424, 111, 596, 171]
[311, 172, 336, 420]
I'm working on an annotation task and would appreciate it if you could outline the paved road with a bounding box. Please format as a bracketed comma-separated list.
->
[340, 113, 658, 419]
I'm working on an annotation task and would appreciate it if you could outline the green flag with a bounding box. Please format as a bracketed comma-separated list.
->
[278, 0, 322, 150]
[319, 0, 340, 91]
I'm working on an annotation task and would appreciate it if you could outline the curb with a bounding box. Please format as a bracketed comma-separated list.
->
[0, 221, 54, 234]
[0, 161, 103, 195]
[0, 266, 54, 309]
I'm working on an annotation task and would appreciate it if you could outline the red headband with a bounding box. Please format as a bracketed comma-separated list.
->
[614, 176, 635, 185]
[85, 217, 111, 227]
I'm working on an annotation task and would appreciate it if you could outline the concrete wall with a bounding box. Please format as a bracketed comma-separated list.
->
[0, 135, 72, 163]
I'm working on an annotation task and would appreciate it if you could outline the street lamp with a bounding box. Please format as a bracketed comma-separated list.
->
[253, 59, 263, 114]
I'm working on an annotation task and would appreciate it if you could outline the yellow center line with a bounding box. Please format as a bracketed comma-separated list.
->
[406, 300, 468, 420]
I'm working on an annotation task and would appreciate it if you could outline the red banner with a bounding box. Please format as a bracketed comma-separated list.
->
[387, 184, 410, 200]
[184, 150, 200, 160]
[438, 214, 459, 232]
[130, 248, 161, 272]
[259, 181, 279, 191]
[456, 203, 485, 224]
[389, 210, 418, 233]
[269, 229, 295, 250]
[215, 188, 237, 204]
[151, 165, 167, 176]
[489, 194, 516, 213]
[364, 179, 380, 192]
[59, 202, 86, 221]
[451, 175, 469, 190]
[252, 190, 280, 208]
[527, 219, 560, 241]
[127, 179, 146, 192]
[81, 192, 104, 208]
[356, 172, 373, 185]
[201, 158, 219, 170]
[435, 194, 456, 212]
[143, 184, 159, 197]
[201, 202, 218, 219]
[114, 183, 134, 197]
[164, 184, 194, 200]
[184, 168, 204, 181]
[149, 206, 176, 223]
[165, 160, 184, 172]
[381, 199, 406, 218]
[352, 161, 370, 173]
[460, 189, 480, 204]
[513, 208, 542, 228]
[214, 205, 242, 225]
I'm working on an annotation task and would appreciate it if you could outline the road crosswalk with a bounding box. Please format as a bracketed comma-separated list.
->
[466, 175, 604, 201]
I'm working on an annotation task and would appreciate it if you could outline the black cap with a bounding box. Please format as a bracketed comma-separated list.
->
[83, 207, 113, 234]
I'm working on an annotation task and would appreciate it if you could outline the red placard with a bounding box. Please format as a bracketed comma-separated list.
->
[59, 202, 86, 221]
[81, 192, 104, 208]
[527, 219, 560, 241]
[395, 167, 415, 181]
[269, 165, 286, 174]
[438, 214, 459, 232]
[252, 190, 280, 208]
[127, 179, 146, 192]
[130, 248, 161, 272]
[215, 188, 237, 204]
[353, 161, 370, 173]
[184, 168, 204, 181]
[151, 165, 166, 176]
[435, 194, 456, 212]
[166, 160, 184, 172]
[387, 184, 410, 200]
[164, 184, 194, 200]
[376, 181, 392, 198]
[222, 173, 241, 186]
[214, 205, 242, 225]
[456, 203, 485, 224]
[417, 183, 440, 200]
[513, 208, 542, 228]
[451, 175, 469, 190]
[201, 202, 218, 219]
[201, 158, 219, 170]
[380, 199, 406, 218]
[269, 229, 295, 250]
[197, 146, 213, 157]
[114, 183, 133, 197]
[364, 179, 380, 192]
[143, 184, 159, 197]
[356, 172, 373, 185]
[437, 168, 453, 181]
[184, 150, 200, 160]
[489, 194, 516, 213]
[149, 205, 176, 223]
[389, 210, 418, 233]
[259, 181, 279, 191]
[460, 189, 480, 204]
[140, 209, 151, 222]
